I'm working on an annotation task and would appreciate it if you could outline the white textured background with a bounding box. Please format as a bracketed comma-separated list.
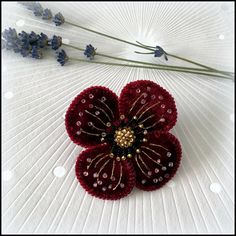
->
[2, 1, 235, 234]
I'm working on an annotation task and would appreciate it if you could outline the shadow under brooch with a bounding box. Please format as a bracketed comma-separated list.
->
[65, 80, 182, 200]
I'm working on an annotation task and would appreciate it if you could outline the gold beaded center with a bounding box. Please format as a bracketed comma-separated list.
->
[114, 127, 135, 148]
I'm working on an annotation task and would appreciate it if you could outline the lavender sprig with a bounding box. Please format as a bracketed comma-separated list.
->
[57, 49, 69, 66]
[19, 2, 64, 25]
[1, 28, 233, 79]
[18, 2, 233, 78]
[2, 28, 62, 59]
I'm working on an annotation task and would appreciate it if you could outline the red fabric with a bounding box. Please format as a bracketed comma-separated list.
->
[76, 144, 136, 200]
[65, 80, 182, 200]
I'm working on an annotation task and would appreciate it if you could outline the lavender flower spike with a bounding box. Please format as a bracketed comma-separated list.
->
[19, 1, 44, 16]
[42, 8, 52, 20]
[2, 28, 62, 61]
[57, 49, 69, 66]
[49, 35, 62, 50]
[19, 2, 65, 26]
[53, 12, 65, 26]
[84, 44, 96, 59]
[154, 46, 168, 61]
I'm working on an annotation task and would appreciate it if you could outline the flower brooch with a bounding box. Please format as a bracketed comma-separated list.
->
[65, 80, 182, 200]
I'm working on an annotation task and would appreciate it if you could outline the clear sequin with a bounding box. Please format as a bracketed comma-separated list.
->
[106, 122, 111, 127]
[167, 109, 172, 114]
[141, 179, 146, 184]
[136, 88, 141, 93]
[83, 171, 88, 176]
[158, 95, 163, 100]
[148, 171, 152, 176]
[111, 176, 116, 181]
[160, 118, 165, 122]
[81, 99, 86, 103]
[79, 112, 83, 117]
[162, 166, 167, 171]
[76, 121, 81, 126]
[93, 182, 98, 187]
[153, 178, 158, 183]
[101, 96, 106, 102]
[89, 104, 94, 108]
[76, 130, 81, 135]
[102, 173, 108, 178]
[101, 132, 106, 137]
[95, 111, 100, 115]
[159, 177, 163, 181]
[151, 95, 156, 100]
[93, 173, 98, 178]
[97, 180, 103, 185]
[108, 184, 113, 189]
[143, 93, 148, 98]
[102, 187, 107, 191]
[89, 94, 94, 99]
[164, 174, 170, 178]
[120, 183, 125, 188]
[141, 99, 146, 104]
[167, 152, 172, 157]
[154, 168, 159, 173]
[157, 159, 161, 163]
[161, 104, 165, 108]
[87, 158, 92, 162]
[168, 162, 174, 167]
[88, 122, 93, 126]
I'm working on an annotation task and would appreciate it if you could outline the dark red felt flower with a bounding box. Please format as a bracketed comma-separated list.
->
[65, 80, 182, 200]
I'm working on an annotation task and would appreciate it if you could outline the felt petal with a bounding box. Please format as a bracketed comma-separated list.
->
[75, 144, 136, 200]
[131, 132, 181, 191]
[65, 86, 119, 148]
[119, 80, 177, 133]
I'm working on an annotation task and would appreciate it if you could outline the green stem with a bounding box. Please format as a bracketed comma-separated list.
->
[65, 21, 153, 51]
[69, 57, 232, 80]
[65, 20, 234, 77]
[136, 41, 156, 49]
[134, 51, 155, 54]
[167, 53, 234, 77]
[133, 42, 234, 77]
[63, 43, 233, 78]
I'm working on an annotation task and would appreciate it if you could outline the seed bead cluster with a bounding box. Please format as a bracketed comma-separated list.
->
[114, 127, 135, 148]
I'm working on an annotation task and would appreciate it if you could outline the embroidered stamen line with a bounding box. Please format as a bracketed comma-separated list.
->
[90, 123, 106, 132]
[95, 154, 109, 168]
[85, 110, 107, 126]
[135, 154, 150, 178]
[138, 102, 160, 120]
[87, 153, 105, 169]
[110, 160, 115, 180]
[94, 105, 112, 121]
[113, 163, 123, 190]
[138, 154, 150, 171]
[139, 114, 155, 124]
[97, 159, 111, 181]
[141, 146, 161, 156]
[144, 122, 158, 130]
[142, 150, 163, 166]
[134, 103, 147, 118]
[98, 99, 114, 119]
[149, 143, 169, 151]
[129, 93, 146, 115]
[81, 128, 100, 136]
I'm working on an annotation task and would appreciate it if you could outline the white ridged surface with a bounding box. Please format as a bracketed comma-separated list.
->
[2, 2, 234, 234]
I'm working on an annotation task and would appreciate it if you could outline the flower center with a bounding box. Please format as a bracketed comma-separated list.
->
[114, 127, 135, 148]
